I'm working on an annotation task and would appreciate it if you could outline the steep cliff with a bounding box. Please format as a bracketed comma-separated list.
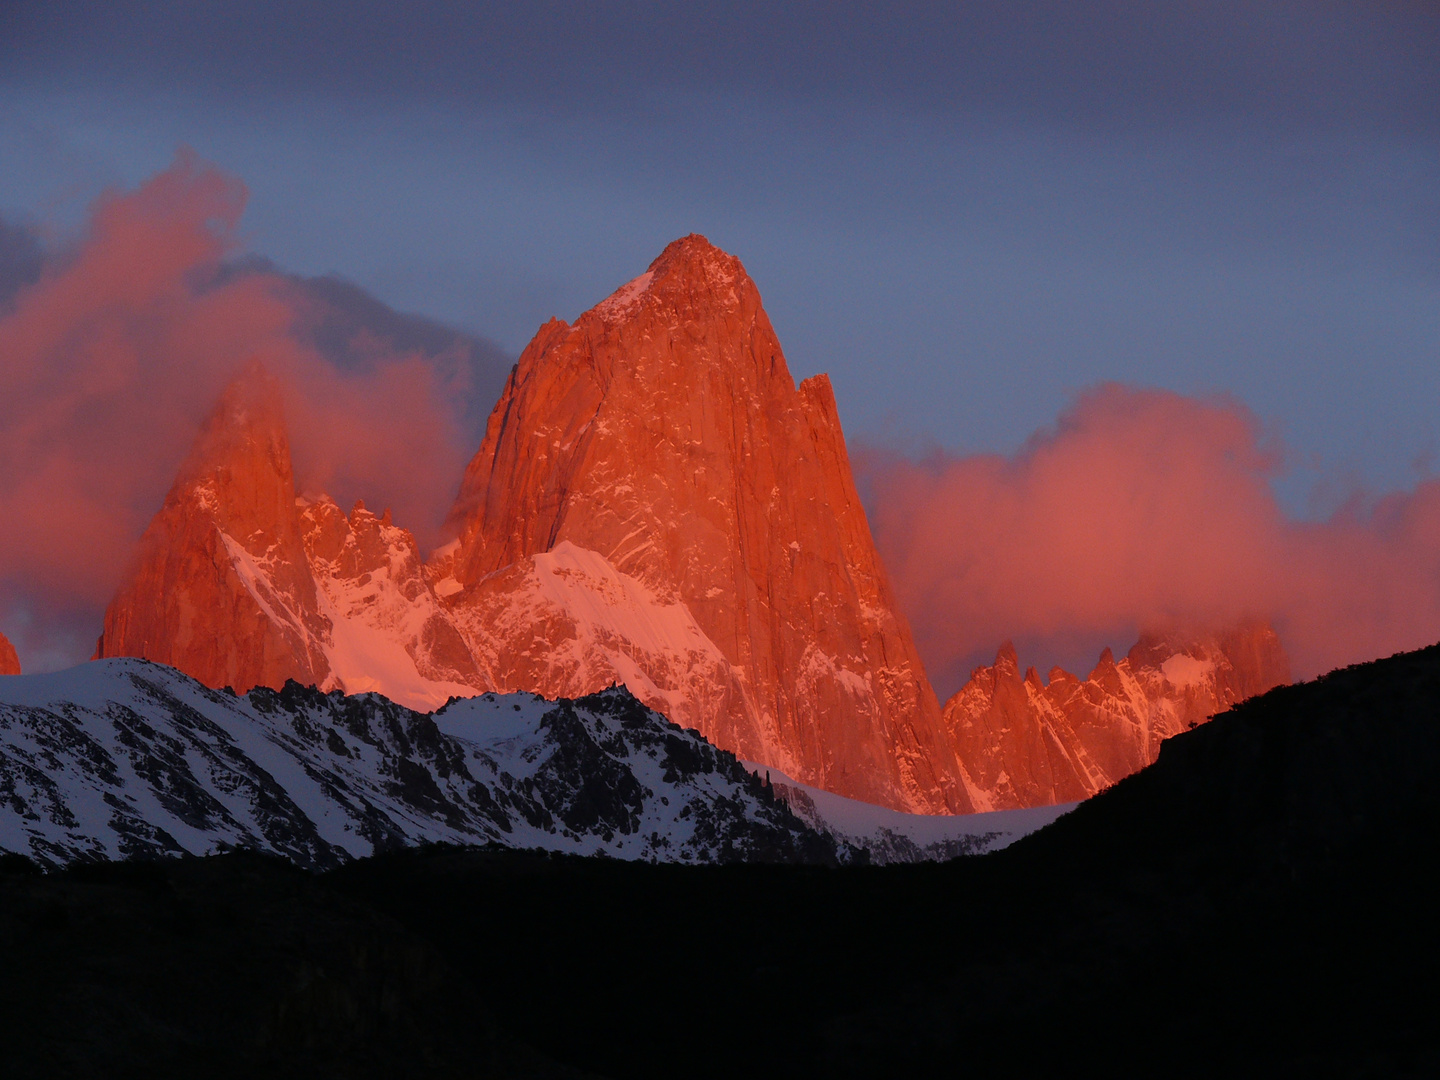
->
[441, 235, 967, 813]
[96, 369, 477, 708]
[0, 632, 19, 676]
[94, 368, 331, 693]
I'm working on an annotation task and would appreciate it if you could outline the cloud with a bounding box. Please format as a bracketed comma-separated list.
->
[0, 153, 477, 669]
[862, 384, 1440, 692]
[0, 217, 45, 310]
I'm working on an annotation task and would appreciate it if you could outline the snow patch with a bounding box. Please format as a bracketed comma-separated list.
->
[747, 759, 1076, 862]
[1161, 653, 1215, 689]
[432, 577, 463, 598]
[531, 542, 726, 670]
[594, 271, 654, 320]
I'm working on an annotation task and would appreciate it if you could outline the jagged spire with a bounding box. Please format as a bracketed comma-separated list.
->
[438, 234, 968, 814]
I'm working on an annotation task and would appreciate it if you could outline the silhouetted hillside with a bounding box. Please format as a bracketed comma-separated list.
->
[4, 644, 1439, 1077]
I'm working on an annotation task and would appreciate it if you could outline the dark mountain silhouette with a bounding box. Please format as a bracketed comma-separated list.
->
[3, 642, 1437, 1076]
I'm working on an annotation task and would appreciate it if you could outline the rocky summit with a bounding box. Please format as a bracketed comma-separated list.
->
[441, 235, 965, 813]
[94, 369, 333, 695]
[91, 236, 1293, 816]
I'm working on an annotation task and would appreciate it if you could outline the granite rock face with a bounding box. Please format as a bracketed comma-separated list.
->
[441, 236, 968, 813]
[943, 622, 1290, 810]
[0, 633, 19, 676]
[96, 370, 480, 710]
[94, 369, 332, 694]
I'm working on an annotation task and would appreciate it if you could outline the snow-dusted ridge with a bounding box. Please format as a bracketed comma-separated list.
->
[748, 761, 1077, 864]
[1, 659, 1070, 871]
[0, 659, 836, 869]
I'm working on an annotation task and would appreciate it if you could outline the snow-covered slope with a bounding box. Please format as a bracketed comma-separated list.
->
[451, 540, 750, 736]
[0, 659, 840, 870]
[747, 761, 1075, 864]
[299, 495, 482, 707]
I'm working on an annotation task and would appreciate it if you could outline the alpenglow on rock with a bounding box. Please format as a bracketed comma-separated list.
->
[94, 370, 333, 694]
[94, 366, 484, 711]
[96, 236, 970, 815]
[440, 235, 969, 813]
[0, 632, 20, 676]
[943, 623, 1290, 811]
[92, 237, 1292, 816]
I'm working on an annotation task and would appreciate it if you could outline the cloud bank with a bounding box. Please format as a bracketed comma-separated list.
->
[863, 385, 1440, 694]
[6, 155, 1437, 694]
[0, 155, 477, 668]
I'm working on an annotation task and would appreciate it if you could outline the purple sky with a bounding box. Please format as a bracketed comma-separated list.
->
[2, 2, 1439, 680]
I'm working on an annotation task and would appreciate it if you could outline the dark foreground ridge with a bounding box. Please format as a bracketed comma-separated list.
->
[3, 644, 1440, 1077]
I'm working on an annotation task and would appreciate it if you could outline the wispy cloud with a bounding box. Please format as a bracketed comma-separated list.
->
[0, 154, 481, 668]
[863, 385, 1440, 691]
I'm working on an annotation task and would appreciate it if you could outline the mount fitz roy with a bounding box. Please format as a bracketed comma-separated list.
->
[91, 235, 1289, 814]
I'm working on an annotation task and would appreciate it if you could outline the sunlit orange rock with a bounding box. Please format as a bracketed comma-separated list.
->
[96, 369, 480, 707]
[0, 631, 20, 676]
[97, 238, 965, 811]
[89, 240, 1298, 817]
[943, 622, 1290, 810]
[441, 235, 970, 813]
[298, 495, 482, 700]
[94, 368, 332, 693]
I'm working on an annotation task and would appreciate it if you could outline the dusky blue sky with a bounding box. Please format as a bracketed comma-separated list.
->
[3, 1, 1438, 515]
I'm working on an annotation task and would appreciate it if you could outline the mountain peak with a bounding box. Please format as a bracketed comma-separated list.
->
[0, 631, 19, 676]
[441, 236, 967, 813]
[647, 233, 745, 286]
[944, 625, 1291, 811]
[94, 364, 331, 693]
[169, 364, 297, 539]
[591, 234, 752, 324]
[180, 363, 288, 482]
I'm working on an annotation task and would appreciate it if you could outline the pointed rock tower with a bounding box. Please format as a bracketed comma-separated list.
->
[441, 235, 969, 813]
[94, 367, 332, 692]
[0, 631, 20, 676]
[96, 367, 481, 706]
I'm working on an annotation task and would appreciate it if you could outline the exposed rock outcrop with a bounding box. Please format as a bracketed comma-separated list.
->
[0, 632, 19, 676]
[943, 622, 1290, 810]
[442, 235, 967, 813]
[94, 368, 332, 693]
[95, 369, 479, 708]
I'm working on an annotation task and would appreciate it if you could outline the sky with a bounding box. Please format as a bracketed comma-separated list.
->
[2, 2, 1439, 688]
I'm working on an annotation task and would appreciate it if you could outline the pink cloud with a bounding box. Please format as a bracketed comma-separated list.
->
[863, 384, 1440, 690]
[0, 153, 469, 668]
